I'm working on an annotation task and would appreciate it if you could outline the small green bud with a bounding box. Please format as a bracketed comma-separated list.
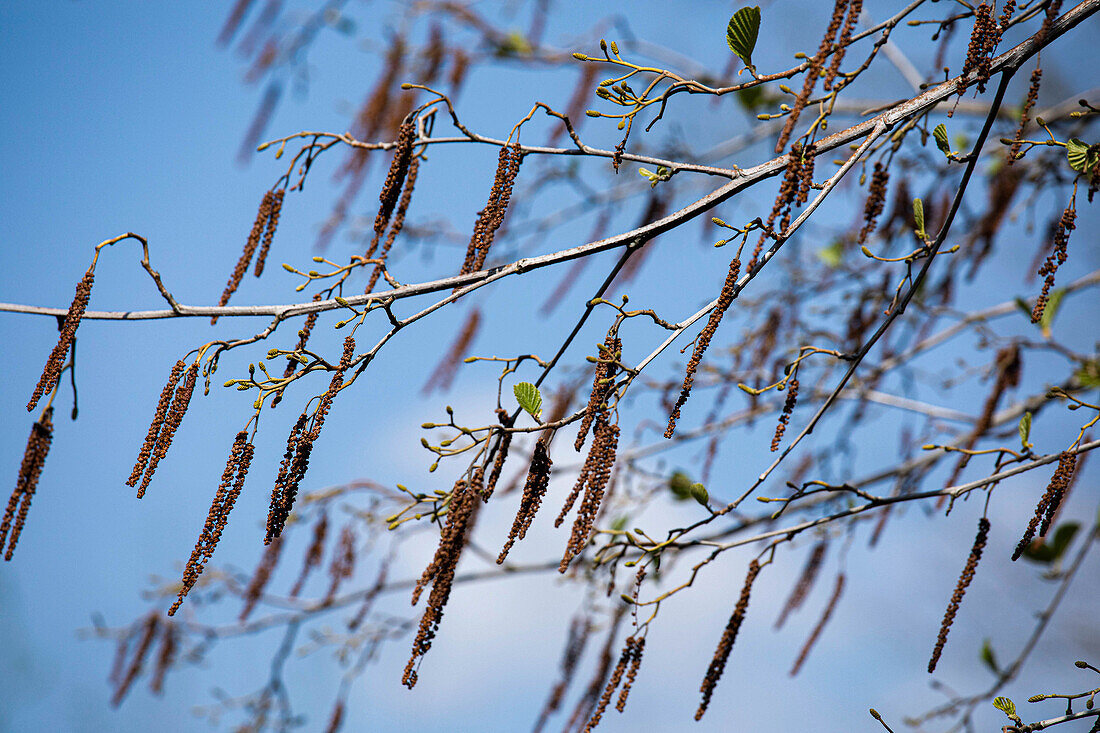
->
[586, 110, 600, 117]
[573, 52, 589, 61]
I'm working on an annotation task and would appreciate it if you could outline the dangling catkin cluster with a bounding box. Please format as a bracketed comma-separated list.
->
[696, 559, 761, 720]
[665, 257, 740, 438]
[775, 0, 848, 154]
[771, 377, 799, 451]
[1012, 452, 1076, 561]
[584, 635, 645, 731]
[959, 3, 998, 95]
[28, 266, 94, 412]
[134, 362, 199, 499]
[2, 407, 54, 561]
[789, 572, 846, 676]
[404, 469, 483, 687]
[213, 189, 285, 323]
[858, 163, 890, 244]
[558, 415, 619, 572]
[775, 540, 827, 629]
[1008, 65, 1043, 164]
[1031, 200, 1076, 324]
[366, 155, 420, 294]
[421, 308, 481, 394]
[497, 434, 553, 563]
[252, 188, 285, 278]
[274, 293, 324, 407]
[928, 517, 990, 672]
[127, 359, 185, 492]
[576, 334, 621, 451]
[267, 413, 310, 544]
[750, 146, 806, 270]
[366, 118, 417, 262]
[266, 336, 355, 543]
[168, 431, 255, 616]
[483, 409, 515, 500]
[822, 0, 862, 90]
[457, 142, 523, 281]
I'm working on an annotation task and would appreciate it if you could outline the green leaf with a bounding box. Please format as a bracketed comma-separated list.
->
[610, 515, 628, 532]
[726, 6, 761, 73]
[980, 639, 1000, 675]
[933, 123, 951, 155]
[689, 482, 709, 506]
[993, 696, 1017, 719]
[1065, 138, 1098, 173]
[1018, 411, 1032, 449]
[513, 382, 543, 421]
[912, 198, 926, 239]
[737, 83, 767, 111]
[1040, 287, 1065, 339]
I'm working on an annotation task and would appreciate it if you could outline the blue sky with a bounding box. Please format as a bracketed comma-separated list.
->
[1, 2, 1098, 732]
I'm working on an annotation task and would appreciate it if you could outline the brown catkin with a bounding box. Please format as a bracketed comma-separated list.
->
[366, 155, 420, 294]
[111, 611, 158, 707]
[1008, 65, 1042, 164]
[366, 118, 416, 261]
[128, 360, 186, 489]
[789, 573, 846, 676]
[266, 413, 309, 544]
[28, 266, 94, 412]
[584, 637, 633, 731]
[696, 560, 761, 721]
[169, 432, 254, 616]
[213, 191, 272, 324]
[823, 0, 862, 90]
[421, 309, 481, 394]
[239, 531, 284, 621]
[665, 258, 740, 438]
[576, 335, 621, 451]
[149, 622, 177, 695]
[615, 636, 645, 713]
[498, 435, 553, 563]
[560, 417, 619, 572]
[564, 607, 628, 733]
[275, 292, 324, 406]
[253, 188, 285, 277]
[1012, 452, 1076, 560]
[483, 409, 515, 500]
[929, 517, 990, 672]
[136, 362, 198, 499]
[858, 163, 890, 244]
[1031, 201, 1076, 324]
[290, 511, 328, 597]
[1, 408, 54, 561]
[750, 148, 804, 269]
[771, 378, 799, 451]
[775, 540, 827, 629]
[960, 3, 997, 94]
[776, 1, 847, 154]
[457, 143, 523, 283]
[404, 470, 483, 687]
